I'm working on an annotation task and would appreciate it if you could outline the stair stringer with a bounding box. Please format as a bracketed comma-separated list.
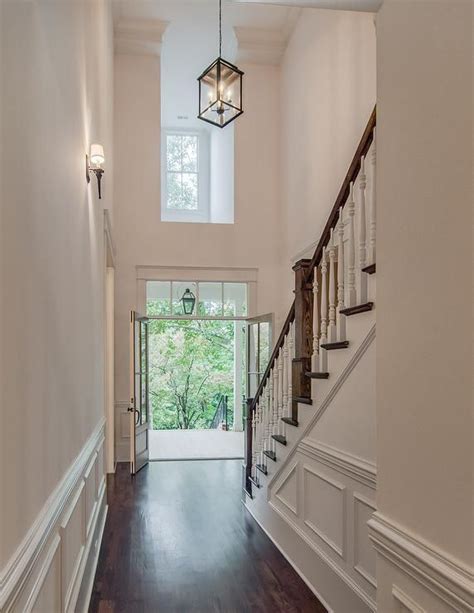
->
[245, 320, 377, 612]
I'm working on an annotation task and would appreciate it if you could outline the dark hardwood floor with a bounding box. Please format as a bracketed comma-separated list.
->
[90, 460, 326, 613]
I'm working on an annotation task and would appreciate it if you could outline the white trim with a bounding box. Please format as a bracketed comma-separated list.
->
[161, 129, 210, 224]
[114, 17, 168, 56]
[103, 209, 116, 268]
[136, 264, 258, 283]
[267, 323, 376, 492]
[299, 440, 377, 490]
[302, 465, 347, 559]
[368, 512, 474, 611]
[0, 419, 106, 610]
[79, 503, 108, 613]
[22, 535, 60, 613]
[244, 504, 335, 613]
[392, 586, 426, 613]
[274, 462, 299, 516]
[353, 493, 377, 589]
[269, 501, 376, 611]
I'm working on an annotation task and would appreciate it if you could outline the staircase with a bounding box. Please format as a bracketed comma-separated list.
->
[244, 108, 378, 612]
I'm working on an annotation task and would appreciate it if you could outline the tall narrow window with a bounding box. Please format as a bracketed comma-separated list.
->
[161, 131, 210, 222]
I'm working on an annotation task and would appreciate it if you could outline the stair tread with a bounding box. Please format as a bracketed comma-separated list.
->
[249, 476, 261, 489]
[244, 486, 253, 498]
[293, 396, 312, 405]
[263, 450, 277, 461]
[305, 371, 329, 379]
[362, 263, 376, 274]
[339, 302, 374, 316]
[256, 463, 268, 475]
[272, 434, 287, 445]
[281, 417, 299, 427]
[320, 340, 350, 350]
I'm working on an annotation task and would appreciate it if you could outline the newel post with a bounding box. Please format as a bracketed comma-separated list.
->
[291, 259, 313, 419]
[244, 397, 254, 493]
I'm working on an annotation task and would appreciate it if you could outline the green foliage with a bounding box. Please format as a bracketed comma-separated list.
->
[148, 315, 238, 430]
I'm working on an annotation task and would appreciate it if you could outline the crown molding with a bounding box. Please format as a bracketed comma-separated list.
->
[114, 18, 169, 56]
[234, 11, 300, 66]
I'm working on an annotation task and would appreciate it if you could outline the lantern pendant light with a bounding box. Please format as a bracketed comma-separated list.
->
[197, 0, 244, 128]
[181, 288, 196, 315]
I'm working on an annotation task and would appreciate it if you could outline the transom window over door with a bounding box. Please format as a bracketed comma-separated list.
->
[161, 131, 210, 223]
[146, 281, 247, 318]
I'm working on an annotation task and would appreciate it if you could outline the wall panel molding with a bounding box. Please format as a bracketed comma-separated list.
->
[0, 420, 107, 612]
[269, 500, 376, 611]
[303, 466, 346, 559]
[368, 512, 474, 611]
[299, 440, 376, 490]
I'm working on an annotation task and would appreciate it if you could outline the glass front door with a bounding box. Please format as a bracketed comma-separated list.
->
[246, 314, 273, 400]
[129, 311, 150, 474]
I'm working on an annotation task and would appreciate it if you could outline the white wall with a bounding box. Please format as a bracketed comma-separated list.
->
[374, 0, 473, 610]
[278, 8, 376, 319]
[0, 0, 113, 583]
[113, 49, 281, 456]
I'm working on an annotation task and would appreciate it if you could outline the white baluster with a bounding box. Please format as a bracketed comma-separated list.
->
[358, 155, 368, 302]
[264, 376, 272, 464]
[275, 347, 285, 438]
[272, 360, 279, 451]
[262, 385, 269, 465]
[337, 206, 346, 341]
[251, 409, 257, 478]
[328, 230, 337, 341]
[347, 182, 356, 307]
[320, 249, 328, 371]
[282, 337, 288, 428]
[369, 129, 376, 264]
[287, 324, 293, 418]
[311, 271, 320, 372]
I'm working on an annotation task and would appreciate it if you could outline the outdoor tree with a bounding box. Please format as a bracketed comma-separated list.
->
[147, 317, 237, 430]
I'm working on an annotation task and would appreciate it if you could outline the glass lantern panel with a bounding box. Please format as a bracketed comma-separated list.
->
[198, 282, 223, 316]
[172, 281, 197, 315]
[199, 63, 218, 113]
[223, 283, 247, 316]
[146, 281, 171, 315]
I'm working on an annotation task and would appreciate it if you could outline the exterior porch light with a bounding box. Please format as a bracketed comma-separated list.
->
[197, 0, 243, 128]
[181, 288, 196, 315]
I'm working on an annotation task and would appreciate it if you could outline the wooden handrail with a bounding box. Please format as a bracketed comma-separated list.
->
[248, 106, 376, 416]
[306, 106, 377, 277]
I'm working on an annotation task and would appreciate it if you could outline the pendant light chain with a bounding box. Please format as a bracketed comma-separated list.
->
[219, 0, 222, 58]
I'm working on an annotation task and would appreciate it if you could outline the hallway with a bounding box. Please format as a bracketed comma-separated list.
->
[89, 461, 326, 612]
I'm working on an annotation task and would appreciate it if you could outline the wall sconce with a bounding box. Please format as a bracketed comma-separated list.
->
[86, 143, 105, 199]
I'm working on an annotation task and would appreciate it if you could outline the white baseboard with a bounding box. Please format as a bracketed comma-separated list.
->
[368, 512, 474, 612]
[0, 419, 107, 612]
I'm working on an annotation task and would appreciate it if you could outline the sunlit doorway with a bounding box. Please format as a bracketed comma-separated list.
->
[145, 280, 247, 460]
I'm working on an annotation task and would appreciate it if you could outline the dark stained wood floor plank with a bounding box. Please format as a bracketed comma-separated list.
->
[89, 460, 326, 613]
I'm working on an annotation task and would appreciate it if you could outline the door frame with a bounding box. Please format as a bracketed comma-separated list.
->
[104, 210, 116, 474]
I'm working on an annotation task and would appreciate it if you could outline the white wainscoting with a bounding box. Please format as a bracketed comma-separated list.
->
[0, 420, 107, 613]
[269, 439, 377, 611]
[368, 513, 474, 612]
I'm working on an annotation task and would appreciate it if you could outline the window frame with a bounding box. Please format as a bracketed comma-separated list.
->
[161, 128, 210, 223]
[145, 280, 249, 320]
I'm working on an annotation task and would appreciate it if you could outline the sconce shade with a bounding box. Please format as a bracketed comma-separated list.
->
[181, 288, 196, 315]
[198, 58, 243, 128]
[90, 143, 105, 165]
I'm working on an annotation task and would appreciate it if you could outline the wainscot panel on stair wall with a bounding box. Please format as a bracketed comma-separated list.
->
[0, 423, 107, 613]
